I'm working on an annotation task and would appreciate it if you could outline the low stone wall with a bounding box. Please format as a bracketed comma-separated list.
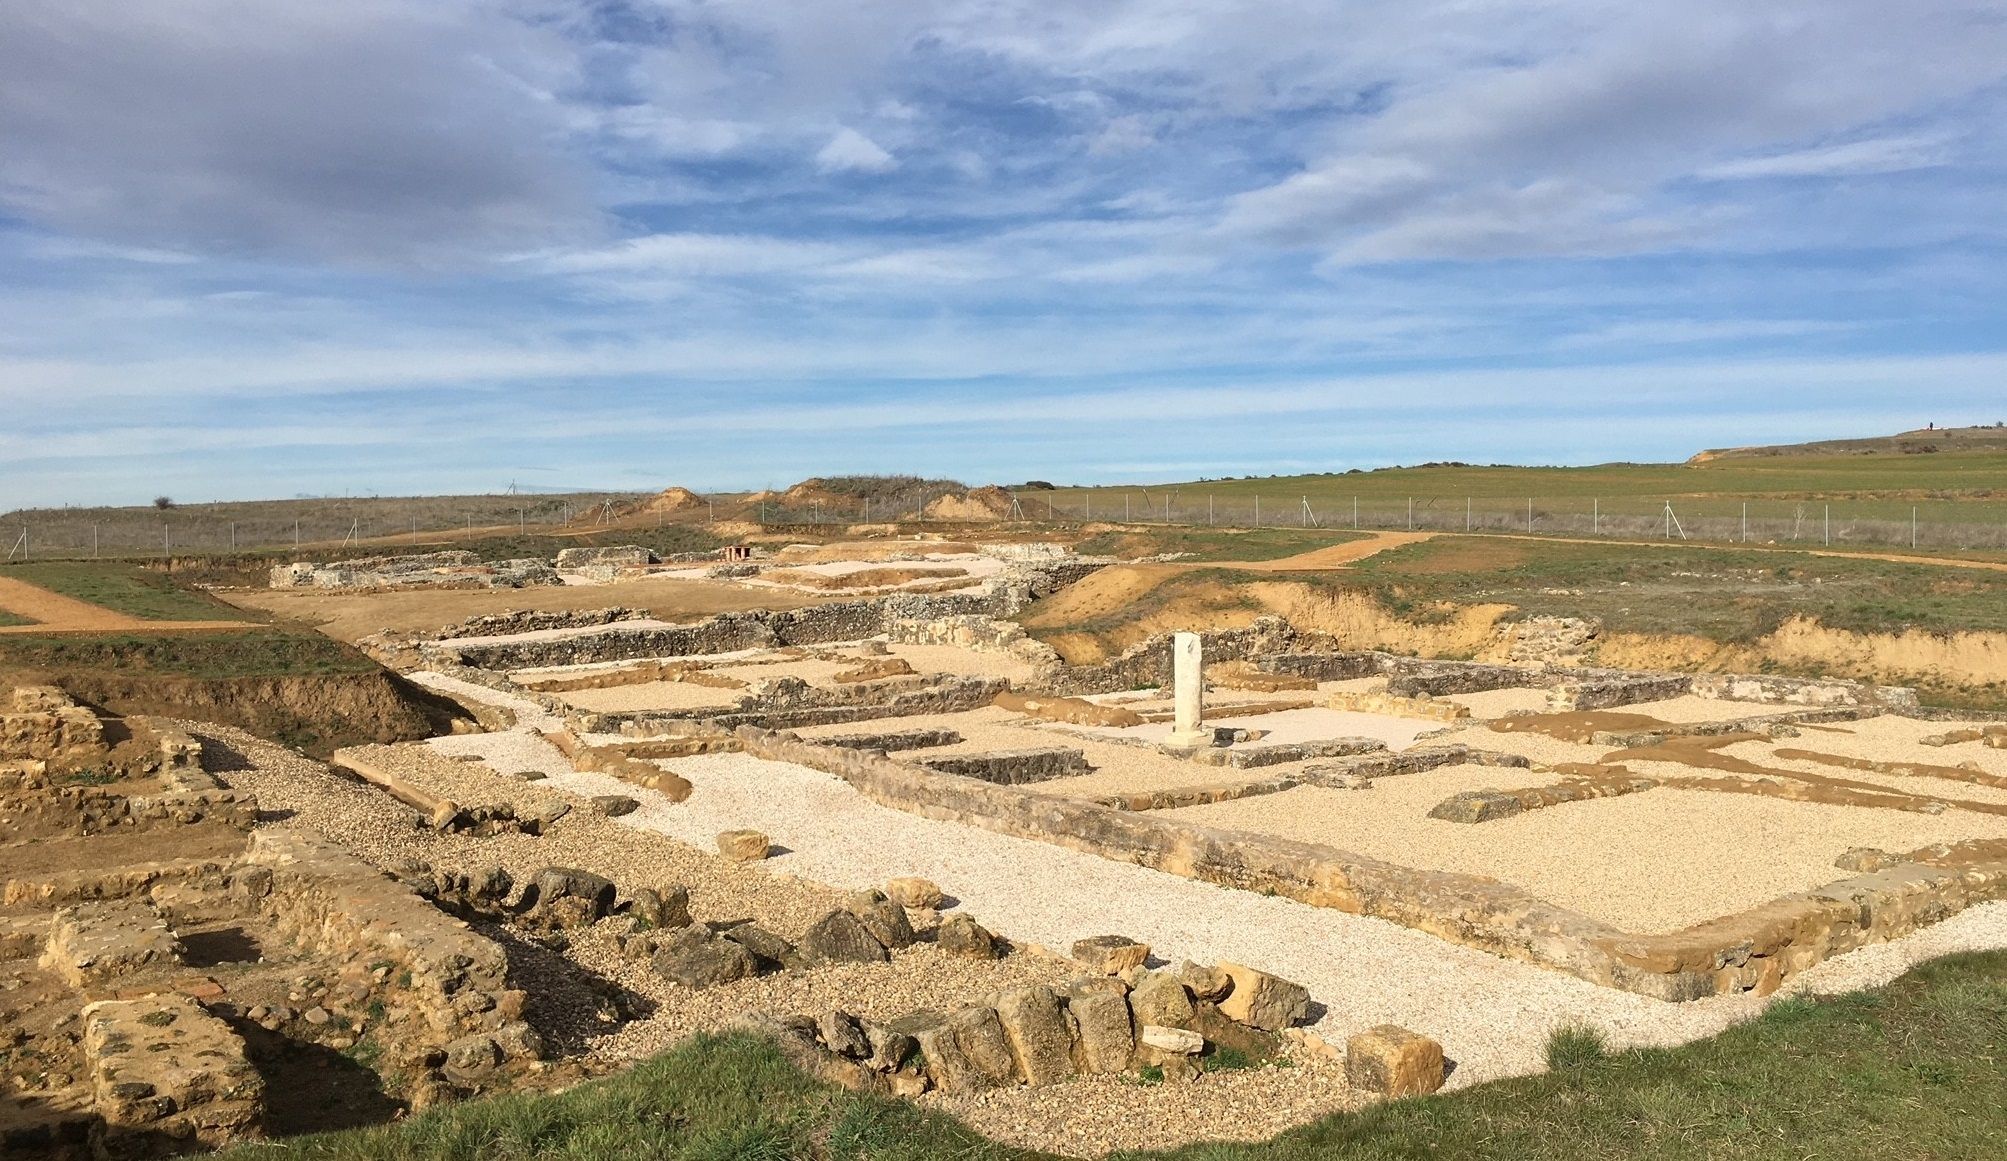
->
[723, 724, 2007, 1001]
[1690, 672, 1920, 709]
[433, 607, 651, 640]
[920, 748, 1091, 784]
[2, 685, 106, 762]
[82, 995, 264, 1152]
[1385, 660, 1533, 698]
[1037, 618, 1301, 697]
[1255, 653, 1387, 681]
[554, 545, 655, 568]
[244, 829, 540, 1076]
[272, 551, 561, 591]
[580, 674, 1010, 734]
[885, 613, 1066, 671]
[1327, 690, 1469, 722]
[1547, 671, 1694, 711]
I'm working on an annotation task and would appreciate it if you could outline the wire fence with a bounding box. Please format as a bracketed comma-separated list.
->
[1003, 492, 2007, 553]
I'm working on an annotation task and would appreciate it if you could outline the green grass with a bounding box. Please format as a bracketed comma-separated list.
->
[1342, 537, 2007, 643]
[1021, 452, 2007, 553]
[0, 561, 252, 621]
[215, 951, 2007, 1161]
[0, 609, 31, 627]
[1074, 527, 1371, 562]
[0, 629, 378, 680]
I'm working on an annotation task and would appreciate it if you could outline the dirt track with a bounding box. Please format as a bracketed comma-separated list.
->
[0, 576, 254, 635]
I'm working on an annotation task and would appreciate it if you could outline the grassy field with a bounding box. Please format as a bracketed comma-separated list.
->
[0, 491, 649, 560]
[216, 950, 2007, 1161]
[1073, 527, 1373, 561]
[1341, 536, 2007, 641]
[1016, 451, 2007, 552]
[0, 629, 381, 680]
[0, 561, 255, 620]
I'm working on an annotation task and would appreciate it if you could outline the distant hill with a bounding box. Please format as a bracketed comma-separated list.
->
[1689, 424, 2007, 463]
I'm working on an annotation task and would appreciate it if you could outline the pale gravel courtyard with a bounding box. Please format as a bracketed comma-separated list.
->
[417, 691, 2007, 1093]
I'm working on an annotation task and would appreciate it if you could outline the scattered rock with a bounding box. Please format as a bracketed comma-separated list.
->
[528, 866, 616, 921]
[801, 909, 889, 964]
[1427, 789, 1524, 823]
[1139, 1025, 1204, 1054]
[651, 926, 757, 989]
[716, 829, 771, 862]
[626, 885, 692, 930]
[863, 1021, 918, 1072]
[1345, 1025, 1445, 1097]
[847, 889, 916, 950]
[1172, 960, 1232, 1001]
[1835, 847, 1901, 873]
[817, 1010, 870, 1059]
[915, 1007, 1016, 1094]
[1064, 986, 1135, 1074]
[720, 922, 798, 971]
[936, 914, 998, 959]
[1217, 962, 1312, 1031]
[885, 876, 944, 909]
[1071, 934, 1149, 975]
[590, 795, 640, 817]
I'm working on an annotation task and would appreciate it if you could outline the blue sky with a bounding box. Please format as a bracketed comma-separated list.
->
[3, 1, 2005, 507]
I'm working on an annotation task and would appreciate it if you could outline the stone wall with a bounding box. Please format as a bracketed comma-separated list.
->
[1690, 672, 1920, 709]
[244, 829, 540, 1077]
[721, 724, 2007, 1002]
[82, 996, 264, 1153]
[1546, 671, 1694, 710]
[1037, 618, 1301, 697]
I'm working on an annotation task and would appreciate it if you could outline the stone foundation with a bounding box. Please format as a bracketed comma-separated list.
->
[82, 996, 264, 1153]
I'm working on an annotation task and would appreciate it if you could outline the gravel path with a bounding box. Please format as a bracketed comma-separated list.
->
[580, 748, 2007, 1089]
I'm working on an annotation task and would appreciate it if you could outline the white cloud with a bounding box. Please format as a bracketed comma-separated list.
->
[1698, 134, 1956, 180]
[815, 127, 897, 173]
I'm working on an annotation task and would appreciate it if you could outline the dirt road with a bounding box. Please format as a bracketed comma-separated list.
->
[0, 576, 254, 635]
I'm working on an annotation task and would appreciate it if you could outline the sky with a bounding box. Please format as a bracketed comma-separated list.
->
[3, 1, 2005, 507]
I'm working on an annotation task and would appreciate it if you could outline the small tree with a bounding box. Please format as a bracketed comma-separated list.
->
[153, 496, 175, 510]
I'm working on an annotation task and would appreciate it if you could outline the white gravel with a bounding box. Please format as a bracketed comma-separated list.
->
[587, 747, 2007, 1089]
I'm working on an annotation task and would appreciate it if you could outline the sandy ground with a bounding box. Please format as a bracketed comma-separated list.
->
[1166, 773, 2007, 933]
[1072, 706, 1444, 750]
[223, 578, 830, 642]
[0, 575, 253, 635]
[1449, 686, 1555, 716]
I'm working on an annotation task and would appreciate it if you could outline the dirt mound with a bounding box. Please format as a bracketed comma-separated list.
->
[781, 479, 850, 508]
[637, 487, 704, 514]
[922, 485, 1018, 521]
[37, 671, 463, 757]
[1688, 424, 2007, 462]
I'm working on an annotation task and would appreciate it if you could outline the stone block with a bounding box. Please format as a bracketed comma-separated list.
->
[43, 900, 182, 987]
[1127, 969, 1195, 1030]
[915, 1006, 1016, 1094]
[82, 996, 263, 1148]
[1064, 987, 1134, 1073]
[651, 926, 757, 989]
[1071, 934, 1148, 975]
[716, 829, 772, 862]
[1427, 790, 1525, 824]
[936, 914, 997, 959]
[802, 909, 889, 964]
[994, 985, 1075, 1086]
[847, 889, 916, 950]
[1217, 962, 1312, 1031]
[590, 794, 640, 817]
[885, 876, 944, 909]
[1345, 1025, 1445, 1097]
[1139, 1025, 1204, 1054]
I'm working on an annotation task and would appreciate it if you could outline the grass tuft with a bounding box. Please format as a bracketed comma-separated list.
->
[1544, 1024, 1609, 1071]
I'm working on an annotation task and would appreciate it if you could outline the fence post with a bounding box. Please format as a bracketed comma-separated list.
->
[1352, 496, 1357, 529]
[1209, 494, 1214, 526]
[1465, 497, 1471, 532]
[1824, 504, 1830, 547]
[1255, 496, 1261, 527]
[94, 524, 99, 558]
[1407, 497, 1413, 531]
[1912, 506, 1917, 549]
[1741, 502, 1747, 543]
[1527, 497, 1533, 533]
[1593, 498, 1599, 535]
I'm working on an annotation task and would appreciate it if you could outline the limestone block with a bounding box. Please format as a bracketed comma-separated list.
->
[716, 829, 772, 862]
[1139, 1025, 1204, 1054]
[915, 1006, 1016, 1094]
[885, 876, 944, 909]
[1056, 986, 1131, 1074]
[1071, 934, 1148, 975]
[847, 889, 916, 950]
[590, 794, 640, 817]
[1217, 962, 1312, 1031]
[994, 986, 1076, 1086]
[83, 996, 264, 1148]
[936, 914, 998, 959]
[1172, 960, 1233, 1001]
[817, 1010, 870, 1058]
[1127, 970, 1195, 1030]
[651, 926, 757, 989]
[1345, 1025, 1445, 1097]
[802, 909, 889, 964]
[626, 885, 692, 930]
[1427, 789, 1525, 823]
[720, 922, 798, 970]
[43, 900, 182, 987]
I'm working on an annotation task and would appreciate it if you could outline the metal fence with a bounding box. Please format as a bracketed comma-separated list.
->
[1003, 492, 2007, 553]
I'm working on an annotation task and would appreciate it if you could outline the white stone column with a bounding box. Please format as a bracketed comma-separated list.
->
[1165, 631, 1209, 747]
